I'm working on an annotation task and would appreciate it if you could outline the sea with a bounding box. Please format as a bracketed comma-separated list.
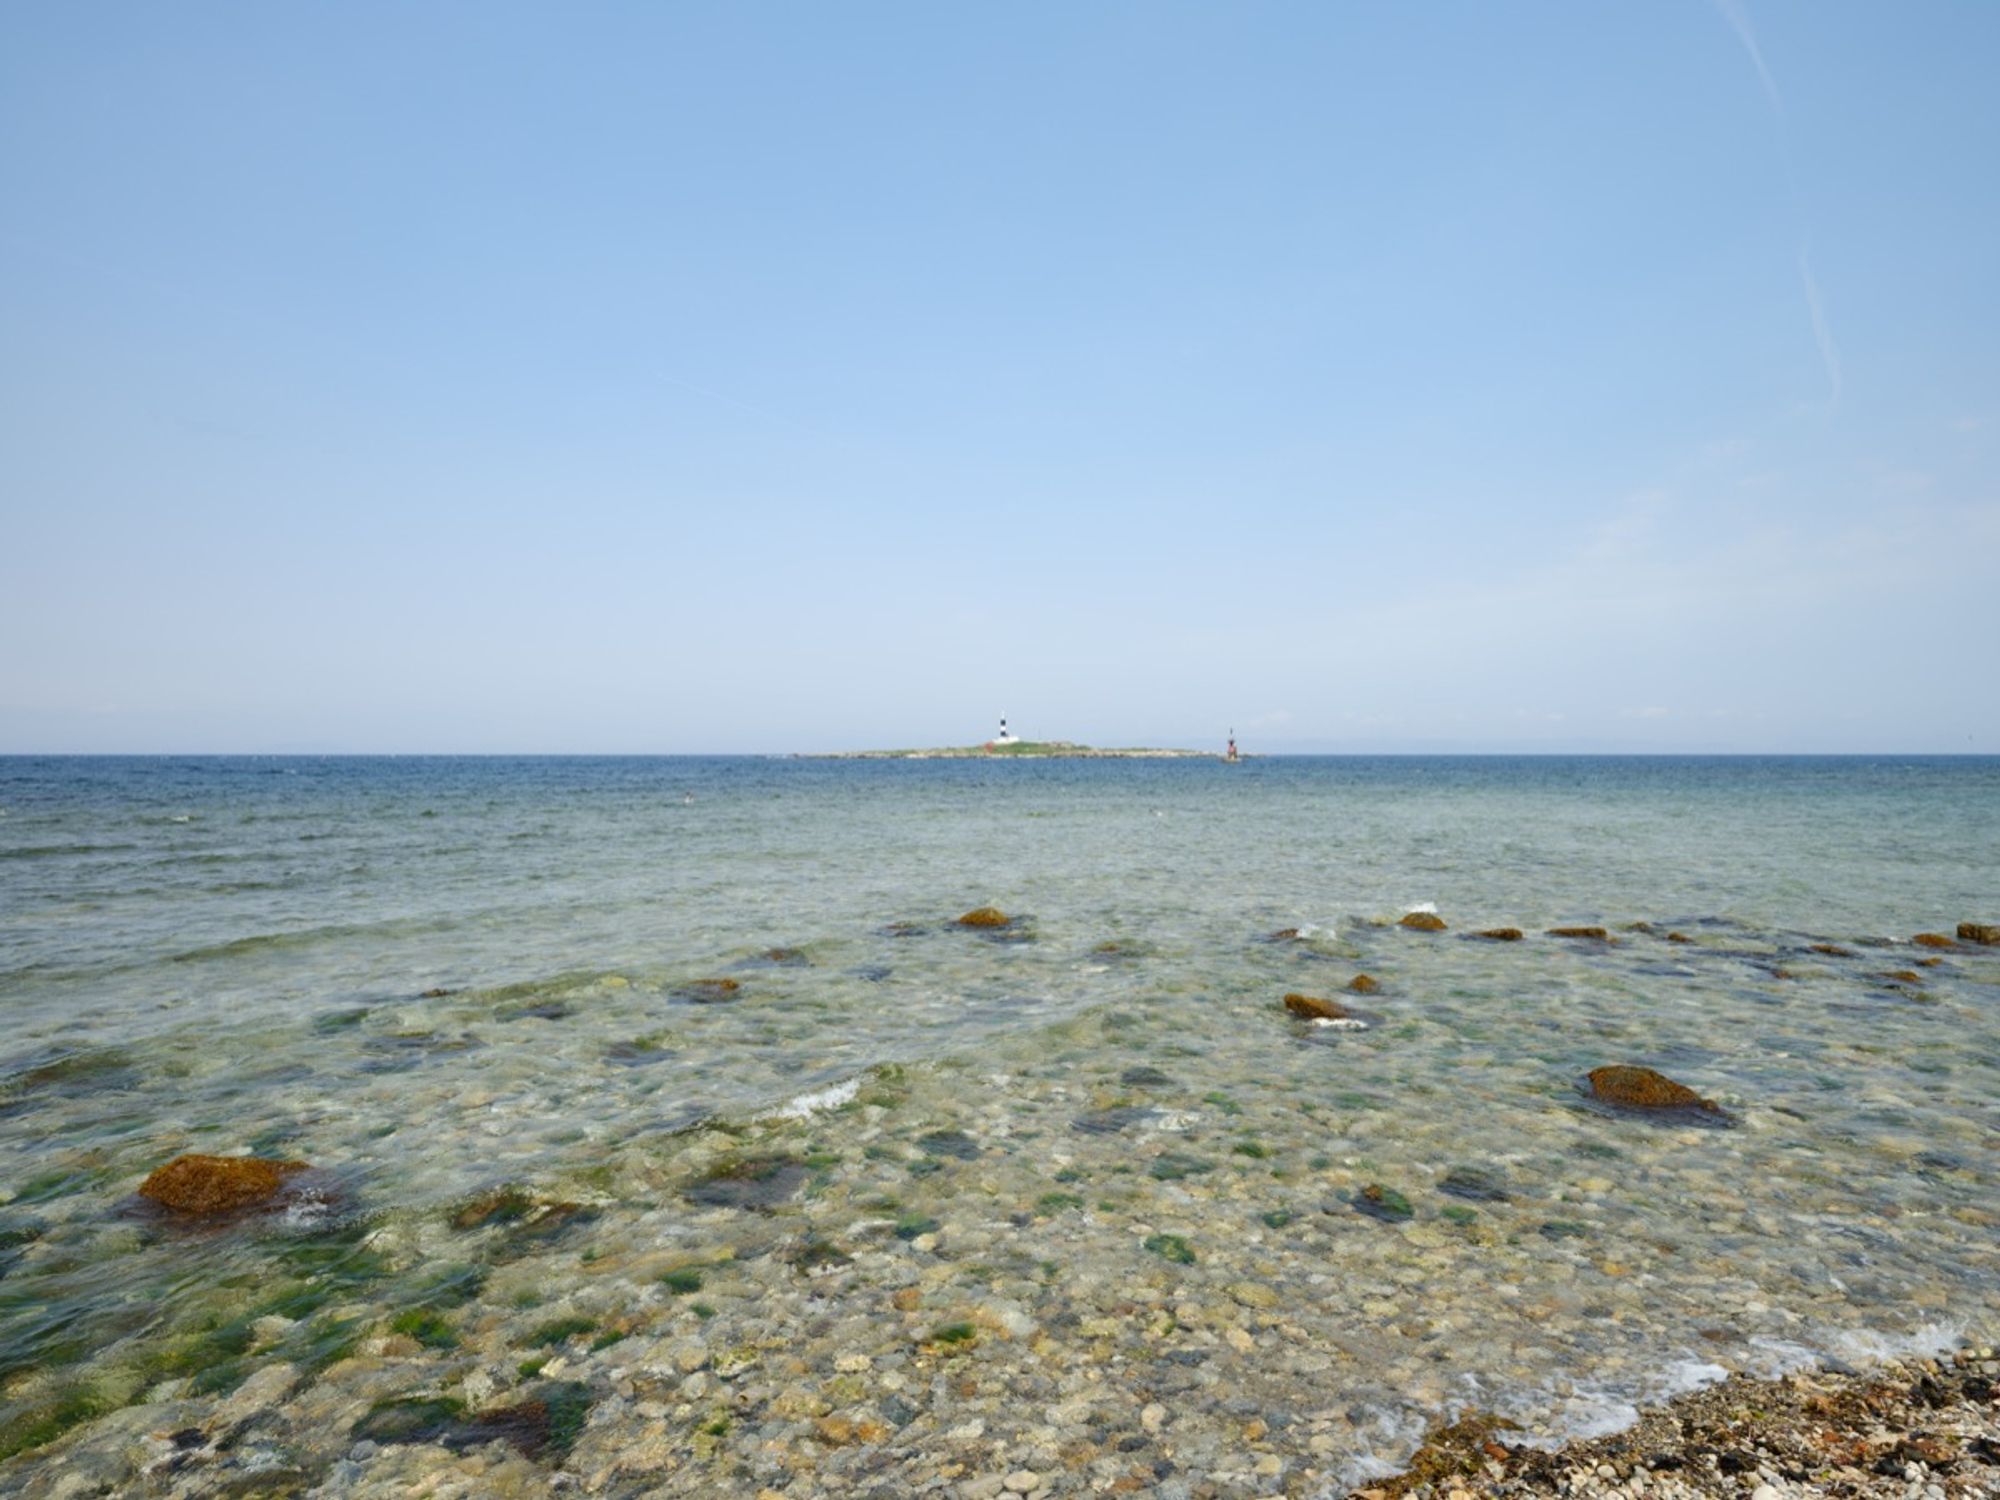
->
[2, 755, 1997, 1493]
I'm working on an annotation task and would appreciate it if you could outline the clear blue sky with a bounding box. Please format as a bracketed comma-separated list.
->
[3, 3, 1995, 752]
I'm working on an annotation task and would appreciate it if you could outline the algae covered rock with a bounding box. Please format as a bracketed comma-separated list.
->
[1585, 1065, 1728, 1121]
[1912, 932, 1959, 950]
[1475, 927, 1524, 941]
[1398, 912, 1446, 932]
[1282, 992, 1350, 1021]
[1346, 974, 1380, 995]
[957, 907, 1011, 929]
[1353, 1183, 1414, 1222]
[1958, 922, 1999, 945]
[1548, 926, 1610, 941]
[138, 1154, 307, 1217]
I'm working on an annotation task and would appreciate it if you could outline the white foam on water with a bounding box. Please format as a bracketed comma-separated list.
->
[1312, 1016, 1369, 1030]
[762, 1078, 859, 1121]
[1405, 901, 1438, 915]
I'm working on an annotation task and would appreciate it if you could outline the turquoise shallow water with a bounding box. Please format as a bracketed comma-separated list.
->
[2, 755, 1997, 1491]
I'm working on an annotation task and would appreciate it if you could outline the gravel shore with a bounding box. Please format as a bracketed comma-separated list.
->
[1357, 1344, 2000, 1498]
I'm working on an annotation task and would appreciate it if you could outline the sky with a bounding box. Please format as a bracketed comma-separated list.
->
[2, 3, 1996, 754]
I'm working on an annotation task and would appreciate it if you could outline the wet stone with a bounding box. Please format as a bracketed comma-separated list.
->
[1474, 928, 1524, 941]
[1119, 1066, 1175, 1088]
[1399, 912, 1447, 932]
[1071, 1107, 1157, 1135]
[1346, 974, 1380, 995]
[1912, 933, 1958, 949]
[1958, 922, 1999, 945]
[957, 907, 1011, 929]
[1548, 926, 1610, 941]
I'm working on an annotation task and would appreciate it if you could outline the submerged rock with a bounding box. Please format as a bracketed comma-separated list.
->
[957, 907, 1011, 929]
[1666, 931, 1693, 944]
[138, 1154, 308, 1217]
[1071, 1106, 1156, 1135]
[1585, 1065, 1729, 1121]
[755, 947, 811, 967]
[1474, 927, 1524, 942]
[1439, 1166, 1510, 1202]
[1346, 974, 1380, 995]
[674, 978, 741, 1003]
[1399, 911, 1446, 932]
[1282, 992, 1351, 1021]
[1548, 926, 1610, 941]
[684, 1156, 810, 1210]
[1912, 933, 1959, 950]
[1958, 922, 1999, 945]
[1809, 943, 1854, 957]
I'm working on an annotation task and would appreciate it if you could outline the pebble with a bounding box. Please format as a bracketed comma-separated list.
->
[1004, 1471, 1041, 1493]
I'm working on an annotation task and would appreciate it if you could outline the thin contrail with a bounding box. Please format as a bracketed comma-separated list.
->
[1799, 250, 1842, 405]
[1712, 0, 1784, 120]
[1710, 0, 1841, 408]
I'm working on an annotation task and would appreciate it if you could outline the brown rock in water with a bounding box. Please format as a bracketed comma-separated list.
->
[957, 907, 1011, 929]
[1665, 931, 1693, 944]
[1585, 1066, 1722, 1116]
[676, 978, 741, 1003]
[1548, 926, 1610, 941]
[419, 987, 452, 998]
[1346, 974, 1381, 995]
[1912, 933, 1958, 949]
[1917, 957, 1944, 968]
[1475, 927, 1524, 941]
[1267, 927, 1301, 941]
[1959, 922, 2000, 945]
[139, 1154, 307, 1216]
[1809, 944, 1853, 957]
[1881, 970, 1923, 984]
[1283, 992, 1351, 1021]
[1398, 912, 1446, 932]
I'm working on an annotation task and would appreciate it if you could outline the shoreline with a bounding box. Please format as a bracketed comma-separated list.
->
[1353, 1343, 1999, 1498]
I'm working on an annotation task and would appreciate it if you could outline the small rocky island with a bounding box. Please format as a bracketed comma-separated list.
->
[811, 741, 1220, 760]
[811, 718, 1238, 760]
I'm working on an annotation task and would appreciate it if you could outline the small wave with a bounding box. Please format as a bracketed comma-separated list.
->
[0, 843, 140, 860]
[762, 1078, 860, 1121]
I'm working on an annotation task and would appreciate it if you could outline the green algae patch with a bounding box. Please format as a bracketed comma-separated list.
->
[390, 1309, 459, 1349]
[1144, 1233, 1197, 1265]
[0, 1383, 120, 1462]
[524, 1315, 597, 1348]
[893, 1213, 941, 1241]
[659, 1267, 704, 1295]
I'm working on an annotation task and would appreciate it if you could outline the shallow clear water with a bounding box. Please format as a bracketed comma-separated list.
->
[3, 755, 1997, 1492]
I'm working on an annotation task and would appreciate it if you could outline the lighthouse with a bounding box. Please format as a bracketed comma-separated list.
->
[993, 716, 1019, 747]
